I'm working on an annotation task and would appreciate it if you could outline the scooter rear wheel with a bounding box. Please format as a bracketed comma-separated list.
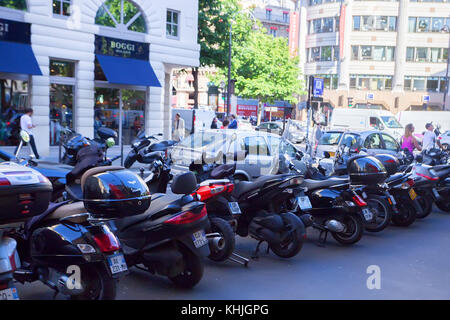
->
[391, 202, 416, 227]
[365, 195, 392, 232]
[208, 217, 235, 262]
[269, 228, 304, 258]
[435, 200, 450, 213]
[169, 244, 204, 289]
[331, 213, 364, 245]
[416, 194, 433, 218]
[70, 265, 116, 300]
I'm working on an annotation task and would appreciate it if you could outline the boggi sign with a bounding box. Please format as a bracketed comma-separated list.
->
[95, 35, 149, 60]
[0, 18, 31, 44]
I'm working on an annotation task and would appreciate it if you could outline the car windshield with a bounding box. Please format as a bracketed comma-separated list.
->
[178, 132, 226, 150]
[319, 132, 343, 145]
[380, 116, 402, 129]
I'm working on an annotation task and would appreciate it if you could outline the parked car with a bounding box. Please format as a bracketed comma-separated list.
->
[170, 129, 303, 181]
[256, 121, 283, 135]
[278, 120, 306, 144]
[315, 129, 403, 159]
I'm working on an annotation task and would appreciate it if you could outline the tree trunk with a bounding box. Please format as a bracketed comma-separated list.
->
[257, 99, 263, 126]
[192, 67, 199, 109]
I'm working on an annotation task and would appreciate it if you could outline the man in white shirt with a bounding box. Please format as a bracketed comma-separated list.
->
[422, 123, 441, 151]
[16, 108, 40, 159]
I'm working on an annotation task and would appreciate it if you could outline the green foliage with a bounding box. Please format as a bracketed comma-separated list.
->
[232, 31, 305, 105]
[0, 0, 26, 10]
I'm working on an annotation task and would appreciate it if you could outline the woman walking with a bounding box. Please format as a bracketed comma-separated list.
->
[401, 123, 422, 153]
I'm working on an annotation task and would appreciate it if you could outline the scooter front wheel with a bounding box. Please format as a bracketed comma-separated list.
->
[391, 202, 416, 226]
[169, 244, 204, 289]
[331, 213, 364, 245]
[416, 193, 433, 218]
[70, 265, 117, 300]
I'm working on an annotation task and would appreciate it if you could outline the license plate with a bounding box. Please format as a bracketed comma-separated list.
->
[297, 196, 312, 210]
[228, 202, 242, 215]
[362, 208, 373, 221]
[329, 152, 335, 157]
[192, 230, 208, 248]
[107, 253, 128, 275]
[409, 188, 417, 200]
[0, 287, 19, 300]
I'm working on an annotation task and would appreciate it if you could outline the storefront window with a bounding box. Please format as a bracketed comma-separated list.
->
[94, 88, 146, 145]
[0, 0, 26, 10]
[50, 59, 75, 77]
[95, 0, 146, 33]
[50, 84, 73, 145]
[0, 79, 28, 146]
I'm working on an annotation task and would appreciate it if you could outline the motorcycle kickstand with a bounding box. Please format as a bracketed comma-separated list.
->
[228, 252, 250, 267]
[317, 230, 328, 247]
[251, 240, 264, 260]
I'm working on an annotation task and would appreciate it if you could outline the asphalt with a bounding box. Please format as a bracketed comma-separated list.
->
[14, 205, 450, 300]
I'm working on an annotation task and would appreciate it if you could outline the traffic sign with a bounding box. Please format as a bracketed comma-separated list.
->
[313, 77, 324, 97]
[423, 95, 430, 102]
[367, 93, 374, 100]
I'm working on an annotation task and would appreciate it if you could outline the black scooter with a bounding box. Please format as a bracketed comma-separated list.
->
[108, 171, 211, 288]
[124, 131, 176, 168]
[190, 157, 307, 260]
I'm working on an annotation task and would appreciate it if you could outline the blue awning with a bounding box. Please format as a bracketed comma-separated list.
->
[0, 41, 42, 75]
[96, 54, 161, 87]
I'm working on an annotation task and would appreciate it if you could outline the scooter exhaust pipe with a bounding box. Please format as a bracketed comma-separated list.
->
[206, 233, 225, 251]
[325, 220, 346, 233]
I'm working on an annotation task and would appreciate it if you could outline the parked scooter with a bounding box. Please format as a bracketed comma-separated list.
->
[124, 130, 176, 168]
[9, 164, 150, 299]
[0, 224, 21, 300]
[190, 154, 307, 260]
[108, 171, 211, 288]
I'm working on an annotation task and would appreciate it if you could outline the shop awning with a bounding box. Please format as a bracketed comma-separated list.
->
[96, 54, 161, 87]
[0, 41, 42, 75]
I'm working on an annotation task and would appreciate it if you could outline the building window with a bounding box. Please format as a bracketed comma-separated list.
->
[409, 17, 450, 32]
[283, 12, 289, 23]
[0, 0, 26, 10]
[309, 74, 339, 89]
[406, 47, 447, 62]
[350, 74, 393, 90]
[404, 76, 448, 92]
[308, 46, 339, 62]
[166, 9, 179, 38]
[309, 17, 338, 34]
[95, 0, 147, 33]
[53, 0, 71, 16]
[353, 15, 397, 31]
[351, 46, 395, 61]
[269, 28, 277, 37]
[266, 9, 272, 20]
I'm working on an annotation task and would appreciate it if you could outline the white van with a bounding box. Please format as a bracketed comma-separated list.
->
[172, 107, 217, 137]
[396, 111, 450, 133]
[329, 108, 403, 140]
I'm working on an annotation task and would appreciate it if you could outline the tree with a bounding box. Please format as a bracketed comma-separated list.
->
[0, 0, 26, 10]
[222, 28, 305, 124]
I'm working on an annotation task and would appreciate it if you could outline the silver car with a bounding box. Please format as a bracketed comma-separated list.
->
[170, 129, 302, 181]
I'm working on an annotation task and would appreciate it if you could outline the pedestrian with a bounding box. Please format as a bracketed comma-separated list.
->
[172, 113, 185, 142]
[400, 123, 421, 153]
[221, 119, 229, 129]
[211, 117, 218, 129]
[228, 114, 238, 129]
[315, 125, 323, 145]
[422, 123, 441, 151]
[16, 108, 39, 159]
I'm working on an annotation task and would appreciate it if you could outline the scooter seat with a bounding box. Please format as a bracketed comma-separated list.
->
[210, 164, 235, 179]
[303, 177, 349, 190]
[114, 193, 184, 231]
[385, 172, 406, 184]
[232, 175, 280, 198]
[43, 202, 86, 221]
[433, 164, 450, 172]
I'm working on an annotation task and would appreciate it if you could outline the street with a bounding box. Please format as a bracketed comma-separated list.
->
[16, 205, 450, 300]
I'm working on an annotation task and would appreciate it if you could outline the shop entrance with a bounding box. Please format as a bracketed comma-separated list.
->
[94, 86, 146, 146]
